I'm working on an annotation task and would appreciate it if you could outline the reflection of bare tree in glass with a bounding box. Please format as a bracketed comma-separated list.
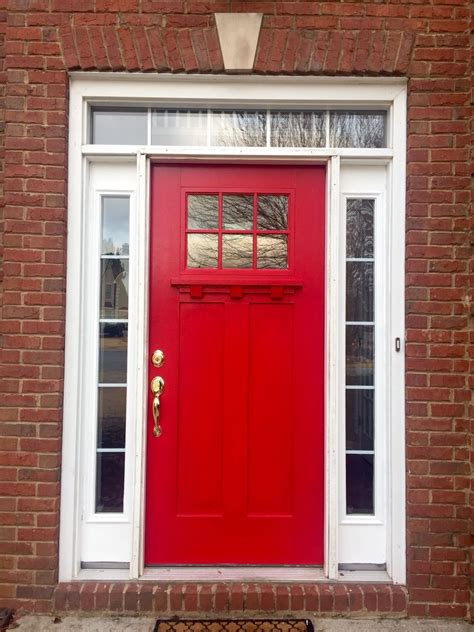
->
[346, 199, 374, 258]
[271, 111, 325, 147]
[188, 195, 218, 229]
[222, 235, 253, 268]
[257, 195, 288, 230]
[257, 235, 288, 269]
[101, 259, 129, 319]
[346, 262, 374, 322]
[187, 234, 218, 268]
[223, 195, 253, 229]
[330, 112, 385, 148]
[212, 111, 266, 147]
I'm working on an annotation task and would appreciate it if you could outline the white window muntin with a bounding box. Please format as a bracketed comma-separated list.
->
[60, 75, 406, 584]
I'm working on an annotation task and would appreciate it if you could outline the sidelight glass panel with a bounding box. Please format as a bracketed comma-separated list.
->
[346, 325, 374, 386]
[330, 111, 386, 148]
[257, 234, 288, 269]
[223, 195, 254, 230]
[91, 107, 147, 145]
[99, 323, 128, 384]
[95, 452, 125, 513]
[211, 110, 267, 147]
[271, 110, 325, 147]
[346, 262, 374, 322]
[97, 387, 127, 449]
[222, 234, 253, 269]
[346, 199, 374, 258]
[102, 196, 130, 256]
[100, 259, 129, 320]
[187, 234, 218, 268]
[257, 195, 288, 231]
[151, 109, 207, 146]
[345, 196, 376, 515]
[346, 454, 374, 514]
[187, 194, 218, 230]
[346, 390, 374, 451]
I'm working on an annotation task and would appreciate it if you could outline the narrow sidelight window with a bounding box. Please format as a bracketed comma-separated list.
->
[345, 198, 375, 515]
[95, 196, 130, 513]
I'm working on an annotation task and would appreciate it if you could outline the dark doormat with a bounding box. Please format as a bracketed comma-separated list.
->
[154, 621, 314, 632]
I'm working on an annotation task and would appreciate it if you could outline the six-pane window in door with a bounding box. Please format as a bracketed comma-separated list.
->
[96, 195, 130, 513]
[345, 198, 375, 515]
[185, 192, 289, 270]
[91, 107, 387, 149]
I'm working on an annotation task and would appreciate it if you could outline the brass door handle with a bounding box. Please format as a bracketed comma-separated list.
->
[150, 376, 165, 438]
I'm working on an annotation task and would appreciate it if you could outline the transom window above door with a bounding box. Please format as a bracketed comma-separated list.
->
[90, 107, 387, 149]
[185, 192, 290, 270]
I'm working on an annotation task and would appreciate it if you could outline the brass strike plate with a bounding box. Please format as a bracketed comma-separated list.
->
[151, 349, 164, 368]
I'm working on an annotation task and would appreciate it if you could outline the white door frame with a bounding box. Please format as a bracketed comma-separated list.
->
[59, 74, 406, 584]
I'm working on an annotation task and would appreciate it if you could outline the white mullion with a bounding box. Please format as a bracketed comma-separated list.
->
[97, 448, 126, 453]
[325, 154, 341, 580]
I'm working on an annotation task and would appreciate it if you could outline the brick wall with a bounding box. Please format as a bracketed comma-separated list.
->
[0, 0, 472, 621]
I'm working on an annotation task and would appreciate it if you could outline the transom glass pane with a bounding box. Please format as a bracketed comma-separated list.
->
[257, 195, 288, 230]
[187, 194, 218, 229]
[211, 110, 266, 147]
[91, 107, 147, 145]
[271, 110, 325, 147]
[223, 195, 254, 230]
[151, 109, 207, 146]
[330, 111, 386, 148]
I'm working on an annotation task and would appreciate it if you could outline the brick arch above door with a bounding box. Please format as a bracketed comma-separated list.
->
[57, 23, 414, 75]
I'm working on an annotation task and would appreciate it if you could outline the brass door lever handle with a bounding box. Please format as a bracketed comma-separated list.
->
[150, 376, 165, 438]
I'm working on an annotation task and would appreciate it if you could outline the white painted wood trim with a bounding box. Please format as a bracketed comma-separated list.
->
[325, 155, 341, 581]
[387, 87, 407, 585]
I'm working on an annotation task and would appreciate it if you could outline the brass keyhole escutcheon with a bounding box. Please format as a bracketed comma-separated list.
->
[151, 349, 164, 368]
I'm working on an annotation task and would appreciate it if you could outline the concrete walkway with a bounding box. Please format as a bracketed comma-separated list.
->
[11, 617, 472, 631]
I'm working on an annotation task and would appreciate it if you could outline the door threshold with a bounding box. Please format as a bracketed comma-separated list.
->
[141, 566, 326, 582]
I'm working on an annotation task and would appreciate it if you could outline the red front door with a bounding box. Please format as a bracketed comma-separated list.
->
[145, 164, 325, 565]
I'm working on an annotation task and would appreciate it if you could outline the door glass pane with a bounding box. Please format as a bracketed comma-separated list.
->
[222, 234, 253, 269]
[95, 452, 125, 513]
[187, 194, 218, 229]
[223, 195, 254, 230]
[330, 111, 386, 148]
[151, 109, 207, 146]
[91, 107, 147, 145]
[346, 390, 374, 451]
[257, 235, 288, 269]
[102, 196, 130, 256]
[346, 199, 374, 258]
[346, 262, 374, 322]
[187, 234, 218, 268]
[97, 387, 127, 449]
[346, 325, 374, 385]
[99, 323, 128, 384]
[346, 454, 374, 514]
[100, 259, 129, 320]
[271, 111, 325, 147]
[257, 195, 288, 230]
[211, 110, 266, 147]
